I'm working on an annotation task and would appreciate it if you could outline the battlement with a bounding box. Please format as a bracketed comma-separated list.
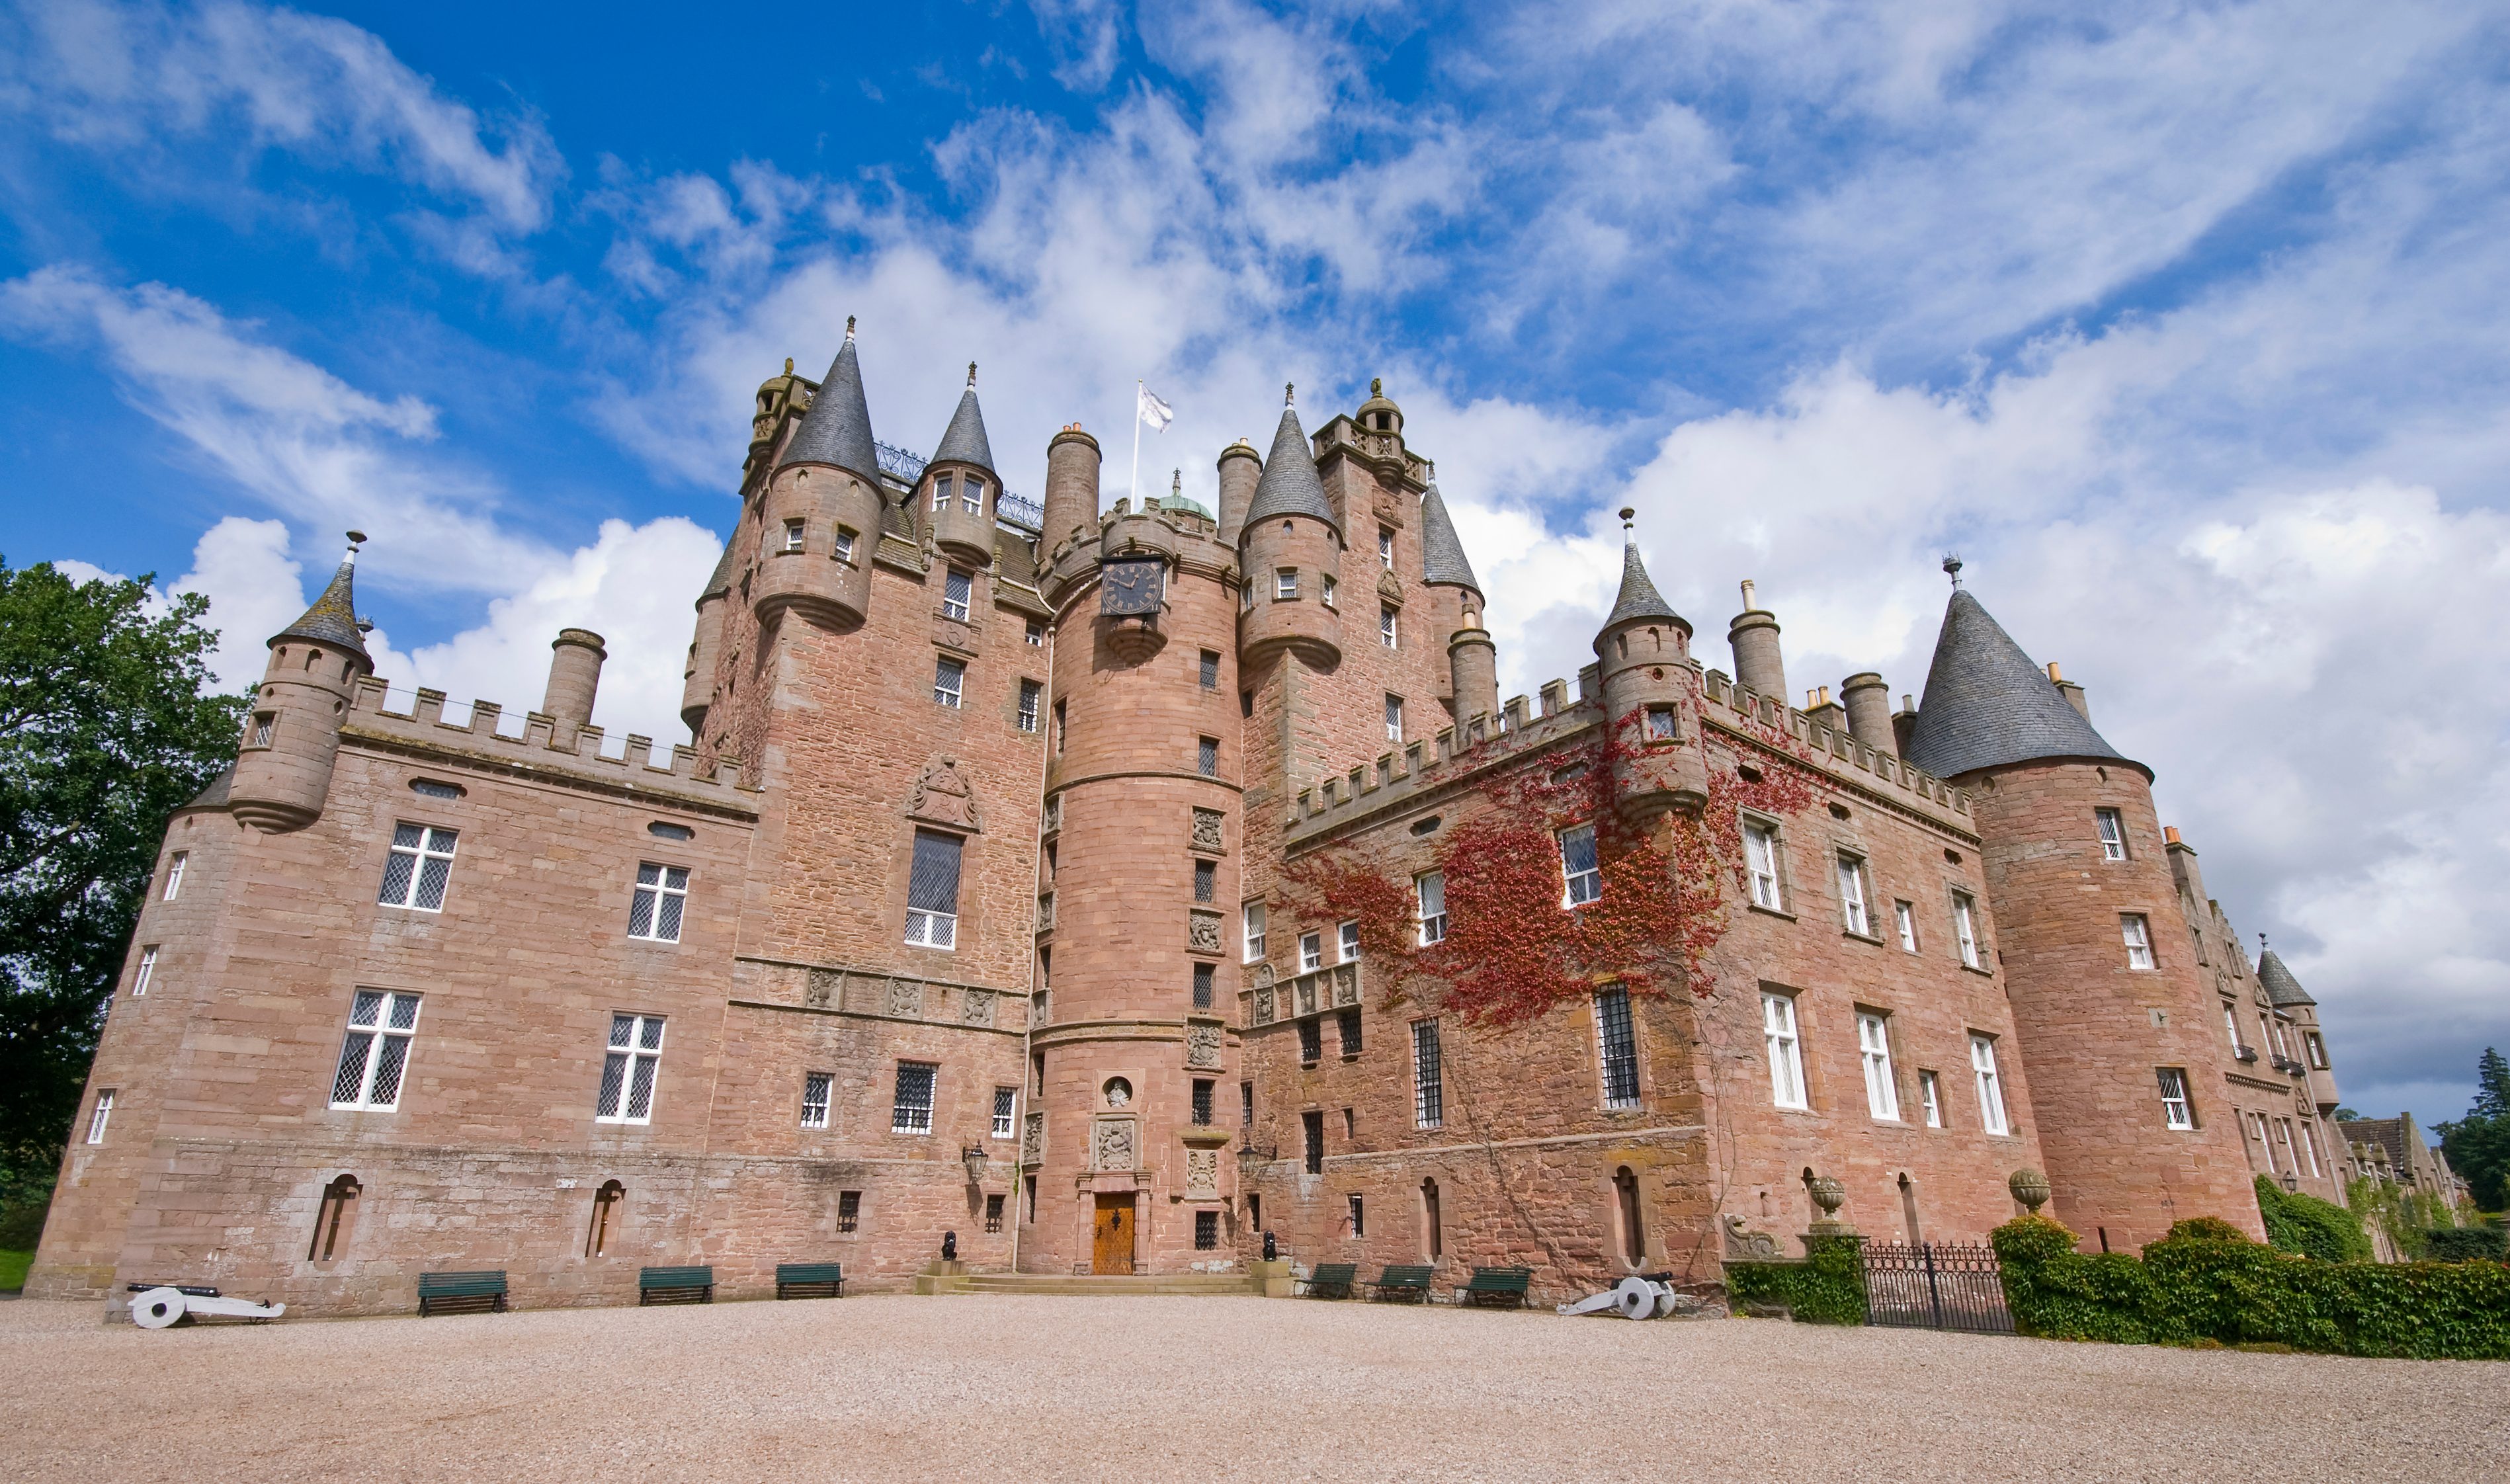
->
[1699, 669, 1972, 831]
[344, 676, 759, 816]
[1285, 679, 1601, 849]
[1041, 495, 1236, 610]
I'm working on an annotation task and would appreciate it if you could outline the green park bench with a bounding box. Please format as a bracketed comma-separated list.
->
[638, 1265, 716, 1305]
[1366, 1264, 1437, 1302]
[1455, 1266, 1534, 1309]
[1295, 1262, 1357, 1299]
[774, 1262, 846, 1299]
[416, 1270, 508, 1317]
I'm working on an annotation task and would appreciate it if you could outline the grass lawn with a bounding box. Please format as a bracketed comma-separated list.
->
[0, 1249, 31, 1291]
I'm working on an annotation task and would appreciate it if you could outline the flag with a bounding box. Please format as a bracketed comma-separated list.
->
[1137, 384, 1174, 432]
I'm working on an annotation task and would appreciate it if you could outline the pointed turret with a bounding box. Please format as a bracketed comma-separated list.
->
[1418, 483, 1480, 595]
[682, 538, 737, 737]
[931, 364, 996, 473]
[777, 321, 881, 485]
[1589, 511, 1701, 816]
[2258, 946, 2316, 1008]
[229, 532, 375, 832]
[925, 361, 1000, 566]
[1243, 393, 1339, 532]
[1904, 573, 2138, 780]
[1235, 385, 1344, 670]
[1599, 531, 1685, 634]
[754, 323, 884, 632]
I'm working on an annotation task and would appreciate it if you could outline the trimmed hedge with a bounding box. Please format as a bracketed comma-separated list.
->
[2424, 1226, 2508, 1262]
[2255, 1175, 2374, 1263]
[1723, 1234, 1868, 1325]
[1993, 1214, 2510, 1359]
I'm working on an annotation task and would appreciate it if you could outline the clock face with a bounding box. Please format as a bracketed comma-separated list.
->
[1103, 1077, 1132, 1108]
[1100, 559, 1165, 616]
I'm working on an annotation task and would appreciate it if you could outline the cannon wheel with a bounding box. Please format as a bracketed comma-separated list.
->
[130, 1287, 188, 1329]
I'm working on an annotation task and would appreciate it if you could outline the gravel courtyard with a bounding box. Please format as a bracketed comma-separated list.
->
[5, 1294, 2504, 1483]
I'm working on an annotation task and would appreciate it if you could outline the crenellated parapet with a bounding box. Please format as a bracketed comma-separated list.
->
[1700, 668, 1976, 835]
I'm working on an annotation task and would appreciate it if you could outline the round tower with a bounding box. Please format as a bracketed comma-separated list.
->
[1591, 512, 1705, 820]
[542, 628, 607, 735]
[1728, 580, 1787, 701]
[754, 319, 882, 633]
[228, 533, 374, 833]
[681, 543, 735, 738]
[1040, 425, 1101, 557]
[1840, 670, 1894, 752]
[1904, 568, 2263, 1247]
[1418, 482, 1489, 725]
[923, 362, 999, 569]
[1214, 438, 1261, 549]
[1235, 389, 1343, 671]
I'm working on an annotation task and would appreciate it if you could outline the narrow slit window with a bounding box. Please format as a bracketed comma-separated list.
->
[1303, 1109, 1325, 1173]
[1194, 858, 1216, 903]
[1337, 1007, 1361, 1057]
[132, 945, 157, 997]
[1378, 526, 1394, 569]
[1299, 1016, 1322, 1064]
[1919, 1070, 1943, 1128]
[331, 989, 423, 1110]
[86, 1088, 115, 1144]
[1380, 604, 1398, 648]
[905, 831, 964, 950]
[163, 851, 187, 900]
[1894, 901, 1919, 953]
[1412, 1019, 1444, 1129]
[1385, 694, 1404, 743]
[628, 862, 690, 942]
[1198, 735, 1219, 776]
[1191, 1079, 1214, 1126]
[1192, 962, 1214, 1009]
[1321, 574, 1337, 608]
[833, 527, 857, 563]
[595, 1013, 666, 1124]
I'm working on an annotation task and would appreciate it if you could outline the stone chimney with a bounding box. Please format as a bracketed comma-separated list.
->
[1728, 580, 1787, 702]
[2047, 661, 2089, 720]
[543, 628, 607, 735]
[1841, 671, 1894, 752]
[1041, 424, 1101, 556]
[1802, 684, 1846, 734]
[1892, 693, 1918, 759]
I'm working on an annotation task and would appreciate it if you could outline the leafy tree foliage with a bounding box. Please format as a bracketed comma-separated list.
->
[0, 559, 245, 1218]
[2255, 1175, 2374, 1262]
[2435, 1047, 2510, 1214]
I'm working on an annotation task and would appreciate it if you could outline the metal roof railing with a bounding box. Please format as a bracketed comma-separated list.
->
[875, 440, 1043, 535]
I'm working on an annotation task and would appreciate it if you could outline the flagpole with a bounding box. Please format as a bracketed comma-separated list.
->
[1130, 379, 1144, 509]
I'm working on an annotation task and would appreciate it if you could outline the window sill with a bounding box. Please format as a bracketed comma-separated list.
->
[1841, 929, 1885, 946]
[1958, 963, 1997, 979]
[1746, 903, 1796, 923]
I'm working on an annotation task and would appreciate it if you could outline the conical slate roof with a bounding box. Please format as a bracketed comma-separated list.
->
[929, 367, 995, 472]
[1243, 401, 1338, 532]
[1419, 484, 1480, 593]
[2259, 948, 2316, 1007]
[1905, 588, 2134, 780]
[777, 331, 880, 484]
[272, 544, 370, 661]
[697, 538, 737, 603]
[1599, 539, 1684, 634]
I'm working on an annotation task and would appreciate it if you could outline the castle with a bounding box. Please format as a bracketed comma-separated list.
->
[28, 329, 2375, 1309]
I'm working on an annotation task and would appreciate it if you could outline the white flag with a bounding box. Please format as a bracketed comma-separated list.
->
[1137, 384, 1174, 432]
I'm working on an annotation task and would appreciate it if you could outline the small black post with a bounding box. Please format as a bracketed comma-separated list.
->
[1922, 1243, 1944, 1330]
[2098, 1226, 2110, 1253]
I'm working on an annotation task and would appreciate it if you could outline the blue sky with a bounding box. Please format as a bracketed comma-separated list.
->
[4, 0, 2507, 1128]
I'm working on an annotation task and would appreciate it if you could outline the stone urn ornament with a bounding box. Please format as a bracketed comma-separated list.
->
[2008, 1168, 2053, 1216]
[1805, 1174, 1854, 1235]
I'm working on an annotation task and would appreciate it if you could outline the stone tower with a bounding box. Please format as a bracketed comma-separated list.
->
[226, 534, 373, 833]
[1591, 520, 1707, 822]
[1905, 575, 2261, 1247]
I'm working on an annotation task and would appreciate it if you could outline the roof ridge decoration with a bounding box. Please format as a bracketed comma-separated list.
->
[1598, 507, 1683, 635]
[1903, 583, 2135, 780]
[1242, 386, 1339, 532]
[1419, 483, 1480, 593]
[929, 360, 995, 473]
[2257, 940, 2316, 1007]
[273, 530, 372, 661]
[777, 316, 881, 485]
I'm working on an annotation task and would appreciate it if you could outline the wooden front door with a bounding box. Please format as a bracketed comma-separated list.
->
[1093, 1194, 1134, 1274]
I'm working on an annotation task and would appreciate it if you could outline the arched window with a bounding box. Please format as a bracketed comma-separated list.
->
[1613, 1166, 1645, 1265]
[587, 1180, 624, 1257]
[1421, 1178, 1442, 1261]
[308, 1174, 360, 1262]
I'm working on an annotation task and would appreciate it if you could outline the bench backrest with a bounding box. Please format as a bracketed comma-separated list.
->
[640, 1265, 715, 1286]
[1465, 1266, 1533, 1289]
[775, 1263, 844, 1280]
[1376, 1264, 1435, 1285]
[418, 1270, 508, 1292]
[1310, 1263, 1357, 1281]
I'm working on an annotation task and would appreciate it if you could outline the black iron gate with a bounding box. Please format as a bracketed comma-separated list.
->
[1861, 1241, 2014, 1334]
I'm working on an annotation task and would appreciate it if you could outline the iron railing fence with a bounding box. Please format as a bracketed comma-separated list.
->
[875, 440, 1044, 534]
[1860, 1241, 2015, 1335]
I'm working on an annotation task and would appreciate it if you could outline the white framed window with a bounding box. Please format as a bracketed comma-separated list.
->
[378, 825, 457, 911]
[628, 863, 690, 942]
[1762, 993, 1807, 1110]
[1321, 573, 1337, 608]
[1894, 901, 1918, 953]
[1243, 902, 1267, 962]
[905, 830, 964, 949]
[1338, 919, 1360, 963]
[1025, 619, 1044, 645]
[1560, 823, 1601, 907]
[1951, 891, 1982, 968]
[1385, 694, 1403, 743]
[1595, 985, 1640, 1110]
[86, 1089, 115, 1144]
[132, 945, 157, 997]
[1858, 1011, 1900, 1120]
[1644, 705, 1676, 741]
[2250, 1114, 2274, 1169]
[2224, 1001, 2244, 1053]
[2096, 807, 2128, 860]
[1380, 604, 1398, 648]
[1378, 526, 1394, 570]
[933, 656, 965, 708]
[801, 1072, 832, 1130]
[2159, 1068, 2195, 1131]
[1412, 1019, 1444, 1129]
[960, 478, 983, 515]
[892, 1061, 937, 1134]
[1837, 855, 1872, 936]
[833, 527, 857, 563]
[2275, 1118, 2298, 1171]
[1300, 931, 1323, 971]
[992, 1086, 1017, 1139]
[163, 850, 187, 900]
[1742, 820, 1783, 909]
[782, 518, 806, 554]
[1415, 872, 1446, 946]
[1275, 568, 1298, 600]
[249, 712, 274, 747]
[1919, 1069, 1943, 1128]
[942, 568, 973, 621]
[595, 1013, 665, 1124]
[1018, 679, 1042, 733]
[1972, 1034, 2009, 1134]
[930, 474, 953, 512]
[2122, 913, 2155, 970]
[2299, 1120, 2323, 1177]
[331, 989, 422, 1110]
[2270, 1016, 2292, 1059]
[2306, 1030, 2328, 1069]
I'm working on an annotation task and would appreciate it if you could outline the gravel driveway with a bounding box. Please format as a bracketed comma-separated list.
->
[5, 1294, 2503, 1482]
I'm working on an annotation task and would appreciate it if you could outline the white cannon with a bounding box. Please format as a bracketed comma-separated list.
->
[127, 1285, 286, 1329]
[1556, 1274, 1679, 1319]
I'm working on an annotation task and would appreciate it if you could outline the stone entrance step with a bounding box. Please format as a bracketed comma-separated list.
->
[936, 1271, 1265, 1297]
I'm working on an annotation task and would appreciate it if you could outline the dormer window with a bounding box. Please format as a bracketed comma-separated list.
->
[931, 474, 954, 512]
[960, 478, 984, 515]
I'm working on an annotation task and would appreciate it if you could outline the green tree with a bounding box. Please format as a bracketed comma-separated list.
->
[0, 559, 245, 1221]
[2436, 1048, 2510, 1214]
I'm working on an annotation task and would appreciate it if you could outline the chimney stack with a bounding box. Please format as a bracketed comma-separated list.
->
[1892, 692, 1918, 759]
[1841, 671, 1894, 752]
[2046, 660, 2089, 720]
[543, 628, 607, 735]
[1728, 580, 1787, 701]
[1803, 684, 1846, 733]
[1040, 425, 1102, 556]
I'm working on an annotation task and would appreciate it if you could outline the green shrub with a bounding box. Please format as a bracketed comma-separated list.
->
[1722, 1234, 1868, 1325]
[1993, 1214, 2510, 1359]
[2423, 1226, 2508, 1262]
[2255, 1176, 2374, 1262]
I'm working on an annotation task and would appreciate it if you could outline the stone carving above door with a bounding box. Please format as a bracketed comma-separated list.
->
[1092, 1117, 1138, 1172]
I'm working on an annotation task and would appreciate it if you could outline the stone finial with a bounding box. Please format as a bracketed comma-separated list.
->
[2008, 1167, 2052, 1215]
[845, 314, 857, 339]
[1371, 376, 1382, 396]
[1943, 552, 1964, 587]
[967, 360, 978, 386]
[1284, 382, 1294, 405]
[784, 356, 794, 374]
